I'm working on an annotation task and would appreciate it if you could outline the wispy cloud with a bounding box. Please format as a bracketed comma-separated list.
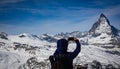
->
[1, 4, 120, 34]
[103, 5, 120, 17]
[0, 0, 120, 34]
[14, 7, 100, 20]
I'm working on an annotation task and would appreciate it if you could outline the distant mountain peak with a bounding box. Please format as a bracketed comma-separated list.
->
[99, 13, 110, 25]
[100, 13, 106, 18]
[19, 33, 29, 38]
[88, 14, 120, 46]
[89, 13, 112, 35]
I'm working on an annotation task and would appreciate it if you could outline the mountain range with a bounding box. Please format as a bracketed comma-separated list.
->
[0, 13, 120, 69]
[0, 13, 120, 47]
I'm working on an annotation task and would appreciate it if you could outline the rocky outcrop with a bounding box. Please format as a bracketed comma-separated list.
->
[74, 60, 119, 69]
[0, 32, 8, 40]
[19, 57, 50, 69]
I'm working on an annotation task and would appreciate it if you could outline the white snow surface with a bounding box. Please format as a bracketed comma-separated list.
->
[88, 33, 112, 44]
[0, 35, 120, 69]
[8, 34, 49, 46]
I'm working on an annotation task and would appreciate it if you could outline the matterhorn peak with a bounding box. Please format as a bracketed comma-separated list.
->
[89, 13, 112, 36]
[99, 13, 110, 25]
[100, 13, 106, 18]
[88, 14, 120, 46]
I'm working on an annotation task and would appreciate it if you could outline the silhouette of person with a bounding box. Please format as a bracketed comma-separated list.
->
[49, 37, 81, 69]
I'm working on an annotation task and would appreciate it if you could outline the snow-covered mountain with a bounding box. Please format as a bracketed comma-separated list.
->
[0, 13, 120, 69]
[8, 33, 49, 46]
[54, 31, 88, 38]
[39, 34, 57, 42]
[89, 13, 112, 35]
[88, 13, 120, 47]
[53, 14, 120, 46]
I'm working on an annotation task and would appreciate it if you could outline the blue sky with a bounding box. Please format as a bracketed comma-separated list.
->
[0, 0, 120, 35]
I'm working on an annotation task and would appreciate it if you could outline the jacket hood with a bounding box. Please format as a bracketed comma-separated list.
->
[57, 39, 68, 54]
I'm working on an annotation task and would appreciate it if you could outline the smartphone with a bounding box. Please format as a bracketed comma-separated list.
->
[68, 37, 74, 40]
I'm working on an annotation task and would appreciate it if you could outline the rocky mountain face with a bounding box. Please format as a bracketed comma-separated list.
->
[0, 32, 8, 40]
[39, 34, 57, 42]
[88, 13, 120, 47]
[89, 13, 112, 36]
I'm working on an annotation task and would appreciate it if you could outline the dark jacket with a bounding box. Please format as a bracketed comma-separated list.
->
[53, 39, 81, 69]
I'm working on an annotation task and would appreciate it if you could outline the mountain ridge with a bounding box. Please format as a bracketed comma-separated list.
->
[0, 13, 120, 46]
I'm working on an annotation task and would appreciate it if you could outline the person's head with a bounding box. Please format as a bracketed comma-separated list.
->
[57, 39, 68, 54]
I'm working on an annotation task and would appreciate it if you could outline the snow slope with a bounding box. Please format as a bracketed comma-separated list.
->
[0, 37, 120, 69]
[8, 33, 49, 46]
[88, 33, 113, 44]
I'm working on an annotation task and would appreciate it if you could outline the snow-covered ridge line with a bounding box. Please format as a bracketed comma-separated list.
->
[0, 15, 120, 46]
